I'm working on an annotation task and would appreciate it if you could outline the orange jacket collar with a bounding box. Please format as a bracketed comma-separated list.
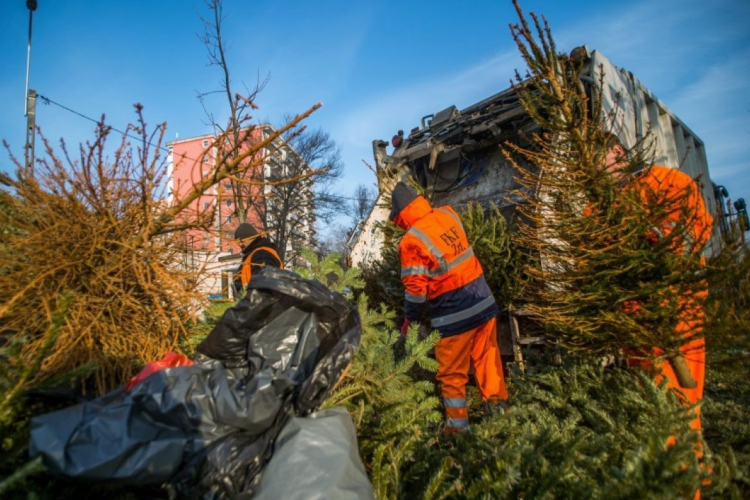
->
[393, 195, 432, 230]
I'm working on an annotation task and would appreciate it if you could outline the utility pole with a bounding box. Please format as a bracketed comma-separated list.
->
[24, 0, 38, 173]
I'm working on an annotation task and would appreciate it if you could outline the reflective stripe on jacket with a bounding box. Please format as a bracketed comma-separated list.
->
[395, 196, 498, 337]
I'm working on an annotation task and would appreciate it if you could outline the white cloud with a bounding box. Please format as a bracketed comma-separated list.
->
[332, 49, 523, 184]
[661, 44, 750, 189]
[332, 0, 750, 199]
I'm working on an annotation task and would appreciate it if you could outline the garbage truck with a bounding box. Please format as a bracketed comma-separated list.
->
[349, 46, 726, 368]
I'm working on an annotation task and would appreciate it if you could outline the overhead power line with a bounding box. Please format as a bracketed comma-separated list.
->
[38, 93, 172, 154]
[36, 93, 377, 202]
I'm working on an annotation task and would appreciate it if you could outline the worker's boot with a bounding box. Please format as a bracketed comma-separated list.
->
[483, 396, 509, 416]
[442, 423, 469, 435]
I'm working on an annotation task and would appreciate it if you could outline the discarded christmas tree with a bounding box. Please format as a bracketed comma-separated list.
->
[299, 248, 442, 499]
[2, 0, 746, 497]
[0, 101, 322, 497]
[404, 357, 714, 499]
[326, 243, 722, 499]
[702, 236, 750, 498]
[461, 202, 527, 311]
[505, 1, 711, 369]
[0, 104, 319, 394]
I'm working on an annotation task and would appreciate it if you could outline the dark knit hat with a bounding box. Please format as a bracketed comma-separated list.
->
[234, 222, 258, 240]
[389, 182, 418, 221]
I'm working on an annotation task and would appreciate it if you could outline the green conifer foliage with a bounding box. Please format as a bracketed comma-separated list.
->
[302, 248, 443, 499]
[405, 359, 719, 499]
[360, 221, 406, 315]
[461, 202, 526, 310]
[297, 247, 365, 296]
[702, 242, 750, 498]
[326, 310, 442, 499]
[310, 244, 724, 499]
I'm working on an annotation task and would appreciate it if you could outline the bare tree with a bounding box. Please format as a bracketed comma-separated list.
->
[316, 224, 353, 264]
[350, 183, 377, 223]
[291, 127, 346, 218]
[196, 0, 346, 262]
[196, 0, 269, 229]
[255, 119, 348, 266]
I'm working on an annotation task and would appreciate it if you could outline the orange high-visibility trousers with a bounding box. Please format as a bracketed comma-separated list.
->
[628, 313, 706, 434]
[434, 318, 508, 429]
[628, 315, 707, 500]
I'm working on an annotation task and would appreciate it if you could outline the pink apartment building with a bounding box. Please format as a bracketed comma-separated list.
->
[166, 125, 315, 297]
[167, 127, 266, 255]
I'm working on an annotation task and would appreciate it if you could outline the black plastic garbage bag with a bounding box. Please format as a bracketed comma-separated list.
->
[254, 407, 374, 500]
[29, 268, 362, 498]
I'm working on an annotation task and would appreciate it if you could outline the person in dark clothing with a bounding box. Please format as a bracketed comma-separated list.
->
[232, 223, 283, 297]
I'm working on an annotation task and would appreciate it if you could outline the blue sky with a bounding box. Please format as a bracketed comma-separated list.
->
[1, 0, 748, 232]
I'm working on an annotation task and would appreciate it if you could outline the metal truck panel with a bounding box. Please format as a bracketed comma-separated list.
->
[591, 50, 721, 255]
[351, 49, 721, 266]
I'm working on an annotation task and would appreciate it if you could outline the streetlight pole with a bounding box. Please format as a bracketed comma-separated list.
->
[24, 0, 38, 173]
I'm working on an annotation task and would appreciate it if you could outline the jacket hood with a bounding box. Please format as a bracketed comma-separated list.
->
[389, 182, 419, 221]
[393, 195, 432, 231]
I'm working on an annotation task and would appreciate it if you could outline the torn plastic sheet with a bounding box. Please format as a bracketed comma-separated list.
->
[29, 268, 364, 498]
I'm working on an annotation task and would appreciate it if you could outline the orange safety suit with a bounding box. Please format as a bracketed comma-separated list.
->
[393, 194, 508, 430]
[623, 165, 713, 500]
[582, 164, 711, 498]
[624, 165, 713, 435]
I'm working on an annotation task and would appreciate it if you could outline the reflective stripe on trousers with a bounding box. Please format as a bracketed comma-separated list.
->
[405, 292, 427, 303]
[443, 397, 469, 429]
[445, 417, 469, 429]
[435, 318, 508, 428]
[431, 295, 495, 328]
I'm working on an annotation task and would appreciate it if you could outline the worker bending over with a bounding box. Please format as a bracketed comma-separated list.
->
[390, 182, 509, 433]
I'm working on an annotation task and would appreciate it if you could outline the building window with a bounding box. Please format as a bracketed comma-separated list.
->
[202, 139, 209, 148]
[203, 156, 209, 163]
[203, 201, 210, 210]
[203, 170, 210, 177]
[224, 182, 231, 190]
[225, 199, 232, 207]
[225, 215, 232, 223]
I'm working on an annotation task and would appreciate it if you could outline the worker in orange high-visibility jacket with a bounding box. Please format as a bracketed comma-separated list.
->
[389, 182, 509, 432]
[602, 142, 713, 500]
[602, 141, 713, 440]
[627, 166, 712, 432]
